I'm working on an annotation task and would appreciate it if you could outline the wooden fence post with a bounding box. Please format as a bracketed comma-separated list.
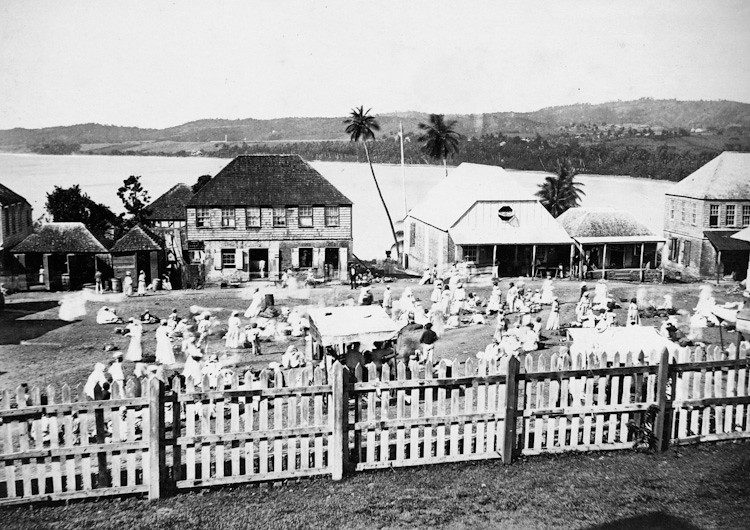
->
[654, 347, 671, 452]
[502, 356, 521, 464]
[148, 378, 166, 500]
[330, 361, 349, 481]
[93, 384, 111, 488]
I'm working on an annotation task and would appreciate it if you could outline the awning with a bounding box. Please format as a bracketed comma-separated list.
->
[575, 235, 666, 245]
[307, 306, 400, 347]
[704, 230, 750, 252]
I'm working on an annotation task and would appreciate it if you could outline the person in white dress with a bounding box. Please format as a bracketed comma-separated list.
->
[108, 353, 125, 384]
[430, 282, 443, 305]
[201, 354, 221, 389]
[182, 340, 203, 387]
[123, 271, 133, 296]
[137, 270, 147, 296]
[627, 298, 641, 326]
[96, 306, 121, 324]
[546, 297, 561, 330]
[155, 320, 175, 364]
[225, 311, 242, 348]
[197, 313, 212, 351]
[592, 279, 609, 308]
[540, 274, 555, 305]
[244, 288, 264, 318]
[437, 286, 452, 315]
[58, 292, 87, 322]
[450, 282, 467, 315]
[84, 363, 108, 399]
[486, 281, 502, 315]
[382, 286, 393, 311]
[506, 282, 518, 313]
[124, 318, 143, 361]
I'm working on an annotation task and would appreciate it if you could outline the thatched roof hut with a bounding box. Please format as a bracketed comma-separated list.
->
[13, 222, 108, 254]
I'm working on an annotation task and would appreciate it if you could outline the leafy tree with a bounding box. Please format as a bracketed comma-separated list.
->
[343, 106, 400, 258]
[117, 175, 151, 224]
[417, 114, 461, 177]
[192, 174, 212, 193]
[45, 185, 121, 239]
[535, 159, 586, 217]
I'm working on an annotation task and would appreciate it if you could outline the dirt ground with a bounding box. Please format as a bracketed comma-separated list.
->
[0, 277, 746, 392]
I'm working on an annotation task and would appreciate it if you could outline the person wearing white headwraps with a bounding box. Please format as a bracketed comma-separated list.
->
[281, 344, 304, 368]
[124, 318, 143, 361]
[123, 271, 133, 296]
[84, 363, 108, 399]
[486, 281, 502, 315]
[450, 282, 467, 315]
[627, 298, 641, 326]
[182, 337, 203, 386]
[430, 282, 443, 305]
[202, 354, 221, 389]
[96, 306, 121, 324]
[155, 319, 175, 364]
[546, 297, 560, 331]
[225, 311, 242, 348]
[244, 288, 265, 318]
[382, 285, 393, 311]
[506, 282, 518, 312]
[437, 286, 452, 314]
[540, 274, 555, 305]
[137, 270, 147, 296]
[358, 285, 373, 305]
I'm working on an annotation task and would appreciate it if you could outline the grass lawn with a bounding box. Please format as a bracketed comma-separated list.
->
[0, 441, 747, 529]
[0, 277, 745, 392]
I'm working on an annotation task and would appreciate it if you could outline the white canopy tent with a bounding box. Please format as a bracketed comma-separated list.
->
[307, 306, 400, 348]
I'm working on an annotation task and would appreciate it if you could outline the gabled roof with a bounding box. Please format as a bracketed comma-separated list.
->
[449, 200, 574, 245]
[668, 152, 750, 200]
[110, 224, 164, 253]
[407, 163, 538, 230]
[12, 222, 108, 254]
[144, 183, 193, 221]
[731, 225, 750, 243]
[187, 155, 352, 207]
[557, 207, 662, 243]
[0, 182, 30, 207]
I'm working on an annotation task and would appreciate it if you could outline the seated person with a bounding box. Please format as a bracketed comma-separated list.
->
[96, 306, 122, 324]
[140, 310, 160, 324]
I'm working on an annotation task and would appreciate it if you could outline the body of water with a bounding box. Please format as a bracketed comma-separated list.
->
[0, 153, 674, 259]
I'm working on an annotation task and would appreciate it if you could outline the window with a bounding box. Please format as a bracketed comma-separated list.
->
[221, 207, 236, 228]
[196, 208, 210, 228]
[324, 206, 340, 227]
[221, 249, 236, 268]
[743, 205, 750, 227]
[246, 207, 261, 228]
[691, 202, 697, 226]
[669, 199, 674, 220]
[709, 204, 719, 227]
[409, 222, 416, 246]
[680, 201, 686, 222]
[299, 247, 313, 268]
[669, 238, 679, 262]
[298, 205, 314, 227]
[725, 204, 735, 227]
[463, 246, 478, 262]
[273, 207, 287, 227]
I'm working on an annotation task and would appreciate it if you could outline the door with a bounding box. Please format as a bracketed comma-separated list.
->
[248, 249, 269, 279]
[324, 248, 339, 278]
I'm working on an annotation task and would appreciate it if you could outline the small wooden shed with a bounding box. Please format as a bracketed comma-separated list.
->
[109, 225, 165, 286]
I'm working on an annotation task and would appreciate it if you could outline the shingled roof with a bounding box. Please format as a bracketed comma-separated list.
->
[557, 207, 664, 243]
[144, 183, 193, 221]
[668, 152, 750, 200]
[0, 182, 30, 207]
[187, 155, 352, 207]
[12, 222, 108, 253]
[110, 224, 164, 253]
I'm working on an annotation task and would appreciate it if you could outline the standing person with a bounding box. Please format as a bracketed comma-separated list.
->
[246, 322, 261, 356]
[84, 363, 108, 399]
[506, 282, 518, 313]
[155, 320, 175, 364]
[627, 298, 641, 326]
[486, 280, 502, 315]
[546, 297, 560, 331]
[225, 311, 242, 348]
[348, 264, 357, 290]
[123, 271, 134, 296]
[124, 318, 143, 362]
[108, 353, 125, 385]
[419, 322, 439, 363]
[430, 264, 438, 284]
[197, 313, 211, 352]
[182, 339, 203, 387]
[137, 270, 147, 296]
[382, 285, 393, 312]
[94, 270, 103, 294]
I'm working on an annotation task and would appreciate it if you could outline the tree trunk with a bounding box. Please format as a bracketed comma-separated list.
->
[363, 141, 400, 259]
[443, 157, 448, 178]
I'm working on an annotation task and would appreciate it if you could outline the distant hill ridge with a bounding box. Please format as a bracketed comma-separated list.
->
[1, 98, 748, 146]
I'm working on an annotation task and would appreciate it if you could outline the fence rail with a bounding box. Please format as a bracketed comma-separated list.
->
[0, 341, 748, 506]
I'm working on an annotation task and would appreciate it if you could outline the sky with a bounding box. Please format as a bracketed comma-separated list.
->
[0, 0, 748, 129]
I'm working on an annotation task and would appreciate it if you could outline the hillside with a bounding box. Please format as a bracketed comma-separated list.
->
[1, 98, 748, 146]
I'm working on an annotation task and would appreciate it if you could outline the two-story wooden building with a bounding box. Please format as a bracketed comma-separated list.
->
[186, 155, 352, 282]
[664, 152, 750, 281]
[0, 183, 34, 290]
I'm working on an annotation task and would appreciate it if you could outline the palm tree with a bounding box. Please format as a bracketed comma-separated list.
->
[535, 159, 586, 217]
[417, 114, 461, 177]
[344, 106, 400, 258]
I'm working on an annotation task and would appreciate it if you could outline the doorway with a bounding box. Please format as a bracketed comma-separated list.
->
[248, 249, 269, 278]
[324, 248, 340, 278]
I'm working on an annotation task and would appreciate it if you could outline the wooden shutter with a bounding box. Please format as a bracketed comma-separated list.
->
[291, 247, 299, 268]
[213, 249, 222, 270]
[235, 248, 244, 270]
[683, 240, 691, 266]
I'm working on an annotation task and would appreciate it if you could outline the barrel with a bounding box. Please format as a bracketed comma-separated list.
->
[111, 277, 122, 293]
[264, 293, 275, 307]
[61, 273, 70, 291]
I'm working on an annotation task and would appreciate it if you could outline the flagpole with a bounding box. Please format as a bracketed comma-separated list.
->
[399, 121, 407, 217]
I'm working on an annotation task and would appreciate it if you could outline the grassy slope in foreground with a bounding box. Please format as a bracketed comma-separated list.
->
[2, 442, 749, 529]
